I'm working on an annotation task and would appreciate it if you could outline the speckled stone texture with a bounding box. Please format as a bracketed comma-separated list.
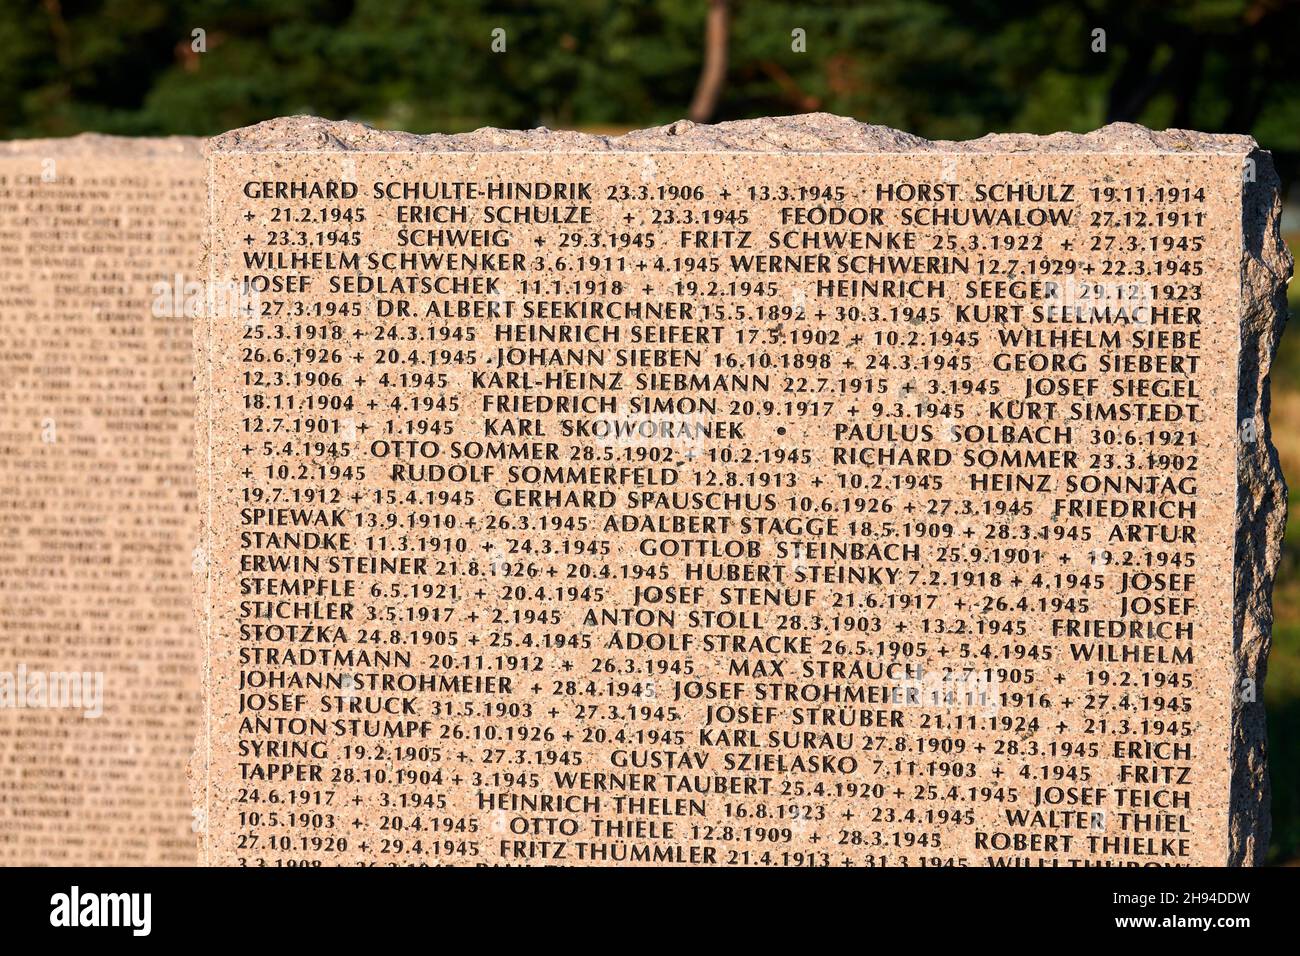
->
[1233, 148, 1290, 865]
[209, 113, 1258, 156]
[202, 115, 1290, 865]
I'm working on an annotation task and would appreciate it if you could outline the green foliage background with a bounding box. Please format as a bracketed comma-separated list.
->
[3, 1, 1297, 166]
[3, 0, 1298, 861]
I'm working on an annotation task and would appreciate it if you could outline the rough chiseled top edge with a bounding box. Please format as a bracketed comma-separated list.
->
[0, 132, 203, 157]
[207, 113, 1258, 156]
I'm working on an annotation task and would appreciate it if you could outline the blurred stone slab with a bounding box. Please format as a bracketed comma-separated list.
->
[0, 137, 202, 864]
[197, 115, 1289, 866]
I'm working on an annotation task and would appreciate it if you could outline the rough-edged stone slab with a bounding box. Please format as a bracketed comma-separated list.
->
[197, 115, 1289, 866]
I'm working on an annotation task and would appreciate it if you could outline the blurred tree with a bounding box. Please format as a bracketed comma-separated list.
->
[687, 0, 729, 123]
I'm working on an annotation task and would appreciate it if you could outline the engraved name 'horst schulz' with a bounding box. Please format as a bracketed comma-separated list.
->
[189, 115, 1288, 867]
